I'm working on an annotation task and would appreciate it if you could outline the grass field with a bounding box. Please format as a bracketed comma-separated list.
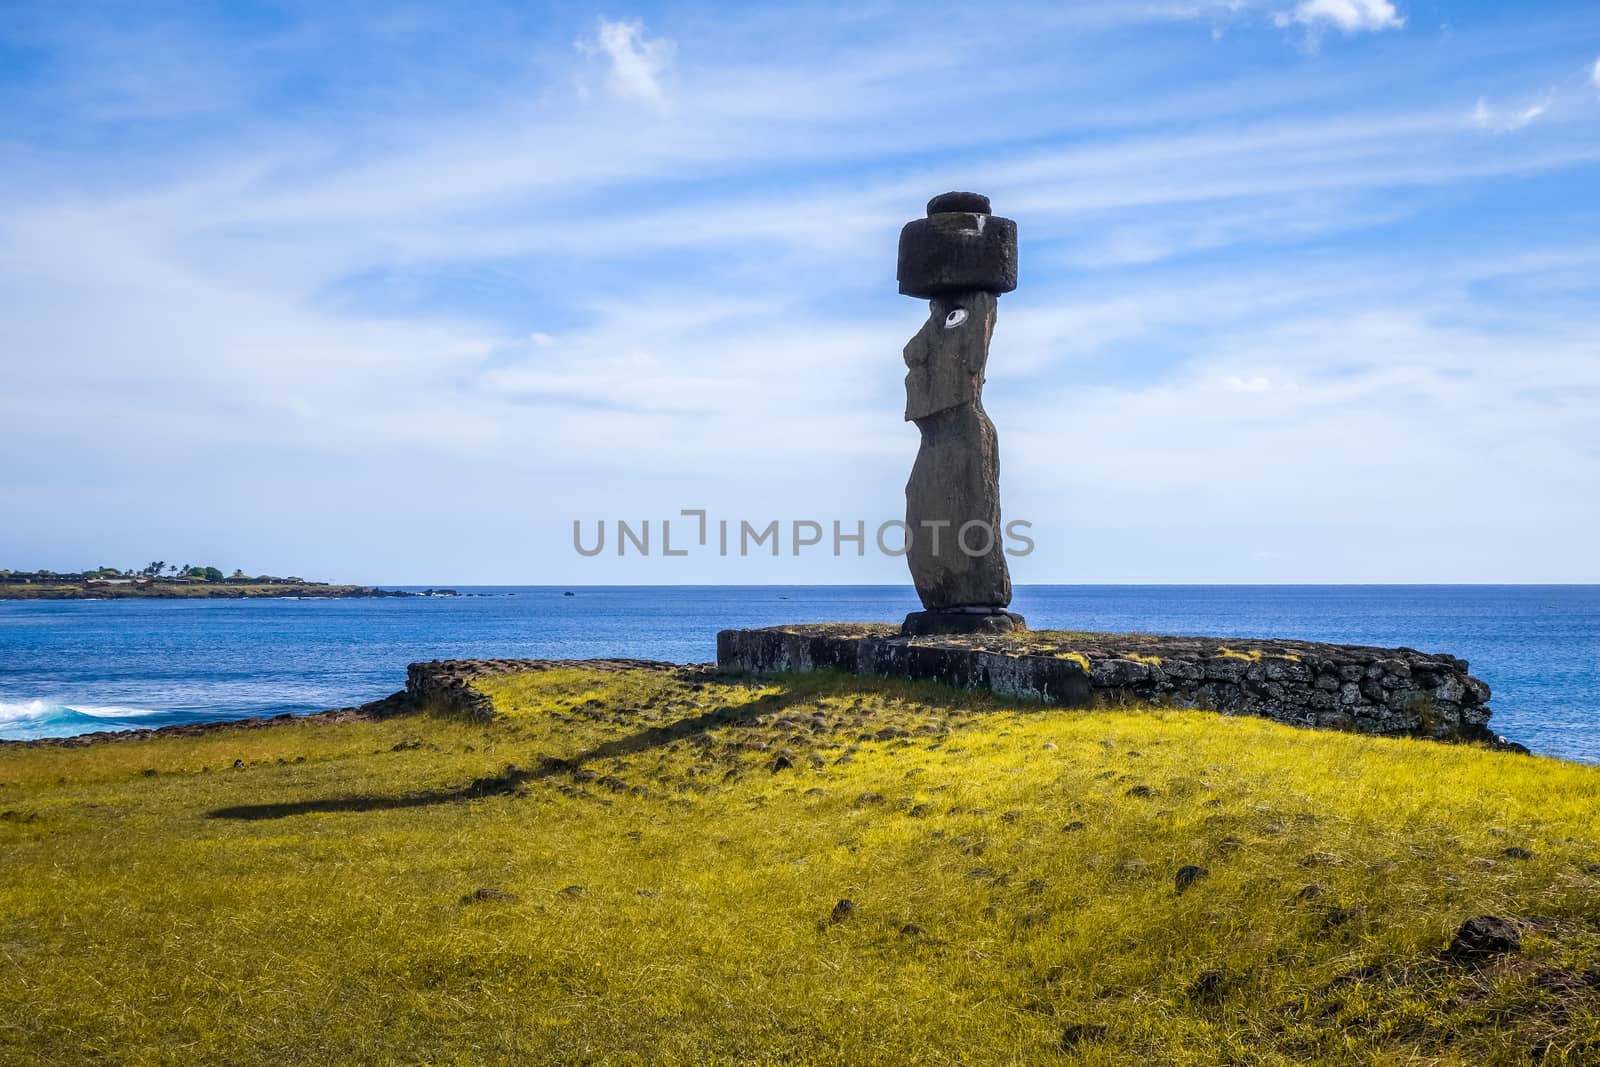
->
[3, 666, 1599, 1064]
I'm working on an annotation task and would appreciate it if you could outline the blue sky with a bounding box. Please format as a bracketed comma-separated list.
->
[2, 0, 1598, 584]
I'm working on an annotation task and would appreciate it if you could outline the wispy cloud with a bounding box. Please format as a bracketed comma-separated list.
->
[579, 17, 673, 105]
[1469, 93, 1552, 133]
[1275, 0, 1405, 34]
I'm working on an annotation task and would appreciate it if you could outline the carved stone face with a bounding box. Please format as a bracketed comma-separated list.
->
[903, 290, 997, 422]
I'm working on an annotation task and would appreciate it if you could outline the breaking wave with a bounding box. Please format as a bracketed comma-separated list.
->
[0, 700, 221, 741]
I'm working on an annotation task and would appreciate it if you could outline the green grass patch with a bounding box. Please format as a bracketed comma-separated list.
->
[3, 667, 1599, 1064]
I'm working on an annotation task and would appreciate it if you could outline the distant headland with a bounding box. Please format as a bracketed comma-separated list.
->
[0, 563, 457, 600]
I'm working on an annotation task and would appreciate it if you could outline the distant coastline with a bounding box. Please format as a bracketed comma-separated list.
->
[0, 567, 456, 601]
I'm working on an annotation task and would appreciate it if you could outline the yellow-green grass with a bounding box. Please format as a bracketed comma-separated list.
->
[4, 667, 1600, 1065]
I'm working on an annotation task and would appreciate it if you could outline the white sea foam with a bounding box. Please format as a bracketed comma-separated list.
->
[0, 697, 164, 739]
[0, 700, 162, 724]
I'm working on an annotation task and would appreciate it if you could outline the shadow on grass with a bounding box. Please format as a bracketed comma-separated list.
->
[205, 682, 826, 821]
[205, 765, 535, 820]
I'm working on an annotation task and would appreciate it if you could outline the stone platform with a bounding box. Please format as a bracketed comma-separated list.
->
[716, 624, 1509, 745]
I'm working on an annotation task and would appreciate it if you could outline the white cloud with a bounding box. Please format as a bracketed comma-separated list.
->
[1277, 0, 1404, 34]
[1592, 57, 1600, 90]
[1470, 94, 1551, 133]
[580, 17, 673, 105]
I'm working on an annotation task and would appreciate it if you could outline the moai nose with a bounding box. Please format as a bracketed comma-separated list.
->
[897, 191, 1017, 299]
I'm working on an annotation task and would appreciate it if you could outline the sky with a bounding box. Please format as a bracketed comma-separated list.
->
[2, 0, 1599, 585]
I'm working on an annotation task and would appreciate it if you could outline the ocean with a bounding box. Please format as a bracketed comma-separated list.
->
[1, 586, 1596, 761]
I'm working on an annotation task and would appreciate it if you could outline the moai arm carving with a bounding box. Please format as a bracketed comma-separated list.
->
[895, 192, 1024, 635]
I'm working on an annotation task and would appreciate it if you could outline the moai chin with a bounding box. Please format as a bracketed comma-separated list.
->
[897, 191, 1025, 636]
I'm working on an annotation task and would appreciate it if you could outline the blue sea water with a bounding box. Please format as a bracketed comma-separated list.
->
[1, 586, 1596, 762]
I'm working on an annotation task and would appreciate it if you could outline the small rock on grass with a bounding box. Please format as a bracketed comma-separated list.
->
[1188, 969, 1230, 1004]
[1443, 915, 1521, 961]
[558, 885, 586, 897]
[1060, 1023, 1107, 1048]
[829, 899, 857, 924]
[1501, 846, 1535, 860]
[1175, 865, 1209, 892]
[463, 887, 519, 905]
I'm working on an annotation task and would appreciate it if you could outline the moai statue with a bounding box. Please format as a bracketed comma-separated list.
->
[897, 191, 1025, 635]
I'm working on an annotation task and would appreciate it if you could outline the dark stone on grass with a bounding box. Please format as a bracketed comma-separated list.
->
[1060, 1023, 1108, 1048]
[1188, 969, 1230, 1004]
[1126, 784, 1155, 798]
[1533, 968, 1585, 992]
[142, 768, 157, 777]
[900, 922, 925, 937]
[558, 885, 585, 897]
[1444, 915, 1522, 961]
[1062, 820, 1087, 832]
[1501, 846, 1535, 860]
[464, 887, 519, 904]
[1175, 865, 1210, 892]
[829, 899, 857, 923]
[769, 753, 794, 773]
[1295, 883, 1326, 902]
[855, 792, 886, 807]
[1322, 906, 1362, 928]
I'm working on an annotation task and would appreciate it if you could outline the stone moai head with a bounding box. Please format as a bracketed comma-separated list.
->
[898, 193, 1017, 423]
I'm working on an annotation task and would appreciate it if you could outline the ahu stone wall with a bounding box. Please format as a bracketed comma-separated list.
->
[716, 625, 1515, 747]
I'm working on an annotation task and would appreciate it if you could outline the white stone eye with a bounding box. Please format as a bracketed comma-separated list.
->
[944, 308, 968, 329]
